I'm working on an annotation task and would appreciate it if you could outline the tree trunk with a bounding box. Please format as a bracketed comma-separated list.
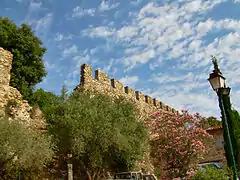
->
[86, 170, 92, 180]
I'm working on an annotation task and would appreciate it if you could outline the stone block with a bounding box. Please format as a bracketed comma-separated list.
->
[0, 48, 13, 86]
[111, 78, 124, 92]
[95, 69, 110, 84]
[145, 95, 153, 104]
[153, 98, 159, 107]
[135, 91, 145, 101]
[124, 86, 135, 97]
[80, 64, 92, 85]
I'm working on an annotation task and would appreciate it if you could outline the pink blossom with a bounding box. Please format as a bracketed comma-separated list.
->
[147, 110, 213, 178]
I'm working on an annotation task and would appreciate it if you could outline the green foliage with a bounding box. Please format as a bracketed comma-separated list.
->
[45, 92, 148, 179]
[0, 17, 47, 102]
[192, 166, 229, 180]
[31, 88, 59, 113]
[0, 117, 54, 179]
[59, 85, 68, 102]
[153, 167, 161, 179]
[200, 116, 222, 129]
[230, 109, 240, 169]
[4, 99, 19, 116]
[219, 94, 239, 169]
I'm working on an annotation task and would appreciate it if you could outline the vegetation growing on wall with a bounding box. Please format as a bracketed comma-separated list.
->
[44, 91, 149, 179]
[0, 17, 46, 102]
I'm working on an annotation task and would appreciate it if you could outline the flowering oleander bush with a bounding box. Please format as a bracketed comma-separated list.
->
[145, 110, 213, 179]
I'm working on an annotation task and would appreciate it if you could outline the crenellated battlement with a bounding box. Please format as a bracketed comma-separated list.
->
[75, 63, 178, 115]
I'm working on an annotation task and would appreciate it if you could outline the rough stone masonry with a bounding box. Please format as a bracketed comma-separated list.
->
[0, 47, 45, 129]
[75, 63, 178, 120]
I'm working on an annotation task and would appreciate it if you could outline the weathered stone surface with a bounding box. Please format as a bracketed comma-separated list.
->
[111, 78, 124, 92]
[0, 47, 46, 130]
[135, 91, 145, 102]
[76, 64, 178, 121]
[153, 98, 159, 107]
[95, 69, 110, 84]
[201, 127, 226, 165]
[0, 48, 13, 86]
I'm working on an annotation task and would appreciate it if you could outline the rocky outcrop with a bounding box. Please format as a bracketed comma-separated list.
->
[0, 47, 45, 129]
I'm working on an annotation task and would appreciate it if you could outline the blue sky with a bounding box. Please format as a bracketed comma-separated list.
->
[0, 0, 240, 118]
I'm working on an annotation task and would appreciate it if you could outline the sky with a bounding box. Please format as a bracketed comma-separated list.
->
[0, 0, 240, 119]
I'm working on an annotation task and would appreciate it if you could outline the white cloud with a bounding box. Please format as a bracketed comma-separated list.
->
[35, 13, 53, 30]
[196, 19, 214, 38]
[55, 33, 64, 41]
[82, 26, 115, 38]
[54, 33, 73, 41]
[62, 45, 78, 57]
[122, 48, 155, 70]
[188, 39, 202, 50]
[73, 54, 90, 66]
[101, 59, 116, 75]
[117, 26, 139, 41]
[71, 1, 119, 19]
[119, 76, 139, 87]
[72, 6, 96, 18]
[78, 0, 240, 117]
[99, 1, 120, 12]
[64, 52, 91, 89]
[44, 61, 56, 70]
[26, 13, 53, 39]
[29, 1, 42, 10]
[24, 0, 46, 24]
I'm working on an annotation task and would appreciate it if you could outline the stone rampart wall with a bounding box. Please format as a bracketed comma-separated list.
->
[75, 64, 178, 120]
[0, 47, 45, 129]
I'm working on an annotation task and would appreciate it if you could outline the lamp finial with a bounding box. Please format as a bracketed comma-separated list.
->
[211, 55, 221, 73]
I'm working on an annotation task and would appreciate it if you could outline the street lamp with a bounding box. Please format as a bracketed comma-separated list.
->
[208, 56, 239, 180]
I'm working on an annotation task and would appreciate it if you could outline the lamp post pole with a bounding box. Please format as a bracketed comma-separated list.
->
[217, 88, 238, 180]
[208, 57, 239, 180]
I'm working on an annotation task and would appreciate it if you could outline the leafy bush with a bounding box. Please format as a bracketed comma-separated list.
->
[45, 91, 149, 179]
[0, 117, 54, 179]
[192, 166, 229, 180]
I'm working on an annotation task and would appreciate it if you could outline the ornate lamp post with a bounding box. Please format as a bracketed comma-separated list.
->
[208, 56, 239, 180]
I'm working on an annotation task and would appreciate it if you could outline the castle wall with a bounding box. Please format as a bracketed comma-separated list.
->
[0, 47, 12, 86]
[75, 63, 178, 120]
[201, 128, 226, 164]
[0, 47, 45, 129]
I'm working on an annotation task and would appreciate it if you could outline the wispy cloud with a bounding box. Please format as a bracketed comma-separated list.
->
[10, 0, 239, 118]
[35, 13, 53, 31]
[70, 1, 120, 19]
[81, 1, 237, 71]
[62, 45, 78, 57]
[79, 0, 240, 117]
[82, 26, 115, 38]
[119, 76, 139, 88]
[99, 1, 120, 12]
[72, 6, 96, 18]
[54, 33, 73, 41]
